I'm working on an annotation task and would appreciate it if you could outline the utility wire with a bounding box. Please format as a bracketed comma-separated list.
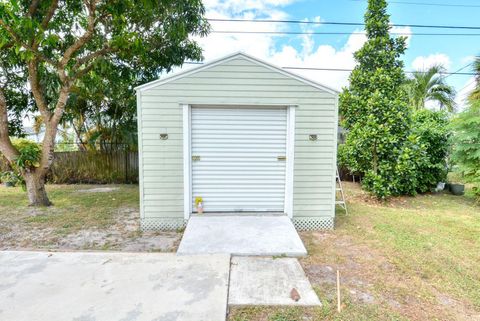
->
[183, 61, 476, 75]
[444, 62, 473, 79]
[351, 0, 480, 8]
[212, 30, 480, 36]
[207, 18, 480, 30]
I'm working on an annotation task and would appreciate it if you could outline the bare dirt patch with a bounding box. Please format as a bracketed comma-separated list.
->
[1, 206, 181, 252]
[77, 187, 120, 193]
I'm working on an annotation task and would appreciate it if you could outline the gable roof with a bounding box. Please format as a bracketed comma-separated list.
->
[134, 52, 339, 95]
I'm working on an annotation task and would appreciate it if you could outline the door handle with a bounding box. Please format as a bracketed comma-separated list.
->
[192, 155, 200, 161]
[277, 156, 286, 161]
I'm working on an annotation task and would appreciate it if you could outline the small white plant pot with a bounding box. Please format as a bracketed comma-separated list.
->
[197, 202, 204, 214]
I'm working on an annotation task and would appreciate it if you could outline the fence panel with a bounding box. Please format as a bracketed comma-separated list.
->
[47, 151, 139, 184]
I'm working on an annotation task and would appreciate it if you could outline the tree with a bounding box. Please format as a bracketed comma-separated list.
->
[0, 0, 209, 206]
[406, 65, 456, 112]
[339, 0, 419, 198]
[62, 60, 143, 152]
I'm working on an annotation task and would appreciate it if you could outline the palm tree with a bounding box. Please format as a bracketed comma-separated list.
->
[406, 65, 456, 112]
[469, 56, 480, 102]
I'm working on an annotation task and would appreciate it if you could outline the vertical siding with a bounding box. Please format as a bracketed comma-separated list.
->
[138, 56, 337, 221]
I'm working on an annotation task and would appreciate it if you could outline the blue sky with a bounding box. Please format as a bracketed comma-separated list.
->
[197, 0, 479, 109]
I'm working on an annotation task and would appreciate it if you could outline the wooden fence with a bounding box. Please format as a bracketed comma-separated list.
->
[48, 151, 139, 184]
[1, 151, 139, 184]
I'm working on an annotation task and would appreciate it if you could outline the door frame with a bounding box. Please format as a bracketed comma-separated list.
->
[182, 103, 296, 219]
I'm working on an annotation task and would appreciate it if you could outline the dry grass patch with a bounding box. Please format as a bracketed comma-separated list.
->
[229, 182, 480, 321]
[0, 184, 181, 252]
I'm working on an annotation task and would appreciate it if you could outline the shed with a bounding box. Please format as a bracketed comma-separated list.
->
[135, 52, 339, 231]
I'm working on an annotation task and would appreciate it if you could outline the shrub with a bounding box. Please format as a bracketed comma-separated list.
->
[11, 138, 42, 169]
[412, 109, 450, 193]
[1, 139, 42, 188]
[450, 100, 480, 200]
[338, 110, 451, 197]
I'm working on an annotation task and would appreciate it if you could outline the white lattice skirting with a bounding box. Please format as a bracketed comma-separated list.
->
[141, 216, 334, 231]
[141, 218, 187, 231]
[292, 217, 335, 231]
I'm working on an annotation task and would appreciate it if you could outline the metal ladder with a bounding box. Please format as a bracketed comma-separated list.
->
[335, 168, 348, 215]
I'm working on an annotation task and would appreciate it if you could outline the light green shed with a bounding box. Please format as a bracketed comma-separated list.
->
[135, 52, 339, 231]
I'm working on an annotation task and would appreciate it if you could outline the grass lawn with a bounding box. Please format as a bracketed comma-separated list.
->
[229, 182, 480, 321]
[1, 182, 479, 320]
[0, 184, 180, 251]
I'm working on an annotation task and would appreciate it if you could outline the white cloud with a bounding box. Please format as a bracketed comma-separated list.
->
[460, 55, 476, 66]
[194, 0, 366, 90]
[189, 1, 414, 91]
[391, 26, 412, 47]
[270, 31, 367, 90]
[411, 53, 452, 71]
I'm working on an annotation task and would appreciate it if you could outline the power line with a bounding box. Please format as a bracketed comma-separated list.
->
[207, 18, 480, 30]
[183, 61, 476, 75]
[352, 0, 480, 8]
[444, 62, 473, 79]
[212, 30, 480, 37]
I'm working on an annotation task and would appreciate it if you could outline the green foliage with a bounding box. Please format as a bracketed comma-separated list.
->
[0, 170, 22, 185]
[11, 138, 41, 169]
[0, 0, 210, 148]
[470, 56, 480, 102]
[339, 0, 413, 198]
[450, 100, 480, 200]
[405, 65, 456, 112]
[0, 138, 41, 189]
[55, 133, 78, 152]
[412, 109, 450, 192]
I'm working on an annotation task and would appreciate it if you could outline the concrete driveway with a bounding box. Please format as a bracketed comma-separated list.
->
[0, 251, 230, 321]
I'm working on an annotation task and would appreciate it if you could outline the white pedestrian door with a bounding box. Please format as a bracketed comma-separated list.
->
[191, 106, 287, 213]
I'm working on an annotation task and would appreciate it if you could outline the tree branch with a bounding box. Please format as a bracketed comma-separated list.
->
[0, 19, 57, 66]
[51, 86, 70, 125]
[27, 60, 52, 120]
[58, 0, 98, 77]
[0, 87, 19, 162]
[72, 46, 112, 71]
[41, 0, 59, 30]
[27, 0, 41, 17]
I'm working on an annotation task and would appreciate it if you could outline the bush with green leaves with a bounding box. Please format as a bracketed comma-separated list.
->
[411, 109, 450, 193]
[0, 170, 22, 186]
[450, 100, 480, 200]
[11, 138, 41, 169]
[1, 139, 42, 188]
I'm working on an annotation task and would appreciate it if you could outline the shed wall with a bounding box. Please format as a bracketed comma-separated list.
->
[138, 56, 338, 230]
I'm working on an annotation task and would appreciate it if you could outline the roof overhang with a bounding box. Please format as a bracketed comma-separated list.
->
[135, 51, 339, 96]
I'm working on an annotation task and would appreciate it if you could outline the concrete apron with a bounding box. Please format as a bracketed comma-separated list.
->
[177, 215, 308, 257]
[0, 251, 230, 321]
[228, 256, 321, 307]
[0, 251, 320, 321]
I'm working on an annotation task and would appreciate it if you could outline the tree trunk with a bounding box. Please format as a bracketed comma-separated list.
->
[24, 171, 52, 206]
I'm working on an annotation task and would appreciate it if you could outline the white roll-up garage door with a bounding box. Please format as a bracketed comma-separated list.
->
[191, 106, 287, 212]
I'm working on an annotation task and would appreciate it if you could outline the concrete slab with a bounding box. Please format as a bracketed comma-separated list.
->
[0, 251, 230, 321]
[228, 257, 321, 306]
[177, 216, 307, 257]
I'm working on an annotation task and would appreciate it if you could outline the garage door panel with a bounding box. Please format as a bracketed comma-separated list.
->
[191, 107, 287, 212]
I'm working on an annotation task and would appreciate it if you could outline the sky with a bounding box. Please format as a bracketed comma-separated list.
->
[187, 0, 479, 110]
